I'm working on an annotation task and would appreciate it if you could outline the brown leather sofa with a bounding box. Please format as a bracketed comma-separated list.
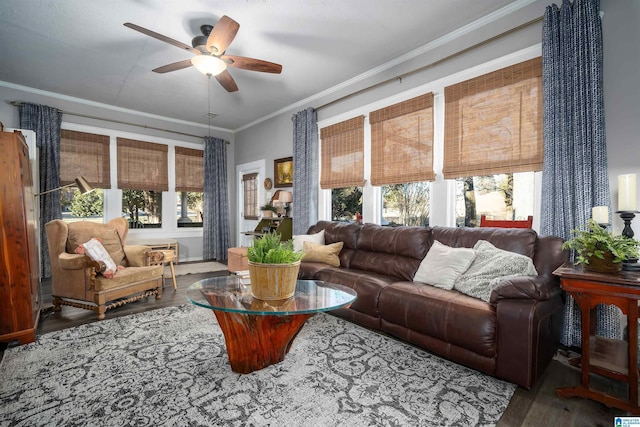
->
[298, 221, 567, 389]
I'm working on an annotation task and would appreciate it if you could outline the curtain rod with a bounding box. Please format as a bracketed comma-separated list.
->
[314, 15, 544, 112]
[9, 101, 230, 144]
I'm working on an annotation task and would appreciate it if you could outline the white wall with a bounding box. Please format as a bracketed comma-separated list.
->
[235, 0, 640, 237]
[601, 0, 640, 234]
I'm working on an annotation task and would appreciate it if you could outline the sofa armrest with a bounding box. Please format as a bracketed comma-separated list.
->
[124, 245, 162, 267]
[490, 274, 562, 303]
[59, 252, 87, 270]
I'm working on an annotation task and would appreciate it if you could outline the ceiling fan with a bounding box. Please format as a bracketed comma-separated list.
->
[124, 15, 282, 92]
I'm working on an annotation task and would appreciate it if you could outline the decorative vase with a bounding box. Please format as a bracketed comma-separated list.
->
[261, 210, 273, 218]
[584, 251, 622, 274]
[247, 260, 301, 300]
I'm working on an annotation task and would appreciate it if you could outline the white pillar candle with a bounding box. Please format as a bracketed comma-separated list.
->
[618, 174, 637, 211]
[592, 206, 609, 224]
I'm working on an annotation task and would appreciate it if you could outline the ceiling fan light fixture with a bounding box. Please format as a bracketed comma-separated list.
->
[191, 55, 227, 76]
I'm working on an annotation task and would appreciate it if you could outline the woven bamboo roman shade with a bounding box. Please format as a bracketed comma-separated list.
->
[443, 57, 543, 179]
[60, 129, 110, 187]
[319, 116, 365, 189]
[370, 93, 435, 185]
[175, 147, 203, 192]
[243, 172, 259, 220]
[117, 138, 168, 191]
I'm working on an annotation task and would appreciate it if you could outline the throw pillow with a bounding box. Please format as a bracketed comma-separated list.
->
[454, 240, 538, 302]
[293, 230, 325, 252]
[301, 241, 343, 267]
[74, 238, 121, 279]
[413, 240, 477, 290]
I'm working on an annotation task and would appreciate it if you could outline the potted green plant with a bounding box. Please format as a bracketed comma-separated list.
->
[247, 232, 303, 300]
[562, 219, 640, 273]
[260, 202, 278, 218]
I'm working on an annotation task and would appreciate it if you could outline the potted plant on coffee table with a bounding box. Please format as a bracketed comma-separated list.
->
[260, 202, 278, 218]
[562, 219, 640, 273]
[247, 232, 303, 300]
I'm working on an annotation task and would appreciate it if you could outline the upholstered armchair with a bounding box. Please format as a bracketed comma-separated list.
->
[45, 218, 164, 320]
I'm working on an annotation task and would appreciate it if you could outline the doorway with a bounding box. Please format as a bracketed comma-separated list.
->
[236, 160, 266, 247]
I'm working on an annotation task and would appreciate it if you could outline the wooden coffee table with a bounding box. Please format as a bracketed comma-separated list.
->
[186, 276, 357, 374]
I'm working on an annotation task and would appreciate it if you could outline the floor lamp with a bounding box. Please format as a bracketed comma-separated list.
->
[34, 176, 94, 197]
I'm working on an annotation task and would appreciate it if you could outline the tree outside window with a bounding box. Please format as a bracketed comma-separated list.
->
[122, 189, 162, 228]
[332, 187, 362, 222]
[455, 172, 534, 227]
[61, 188, 104, 223]
[381, 182, 430, 226]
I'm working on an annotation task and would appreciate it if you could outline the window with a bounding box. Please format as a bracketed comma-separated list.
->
[382, 182, 430, 226]
[60, 129, 110, 223]
[332, 187, 362, 222]
[444, 58, 543, 227]
[175, 147, 204, 227]
[320, 117, 365, 222]
[117, 138, 168, 228]
[370, 93, 434, 227]
[455, 172, 535, 227]
[370, 93, 435, 185]
[320, 116, 365, 189]
[243, 173, 259, 220]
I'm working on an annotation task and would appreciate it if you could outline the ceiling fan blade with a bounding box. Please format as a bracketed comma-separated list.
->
[206, 15, 240, 54]
[222, 55, 282, 74]
[152, 59, 194, 73]
[124, 22, 200, 55]
[215, 69, 239, 92]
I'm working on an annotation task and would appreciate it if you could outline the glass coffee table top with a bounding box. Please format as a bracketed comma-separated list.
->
[186, 276, 357, 315]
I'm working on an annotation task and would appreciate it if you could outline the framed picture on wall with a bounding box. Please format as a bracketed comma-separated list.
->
[274, 157, 293, 187]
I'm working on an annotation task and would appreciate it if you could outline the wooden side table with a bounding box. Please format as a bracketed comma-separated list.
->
[553, 263, 640, 414]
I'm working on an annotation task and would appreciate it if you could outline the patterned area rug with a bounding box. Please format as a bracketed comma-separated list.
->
[0, 305, 515, 426]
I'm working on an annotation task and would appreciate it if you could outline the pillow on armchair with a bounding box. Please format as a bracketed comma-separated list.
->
[67, 225, 126, 266]
[74, 238, 124, 279]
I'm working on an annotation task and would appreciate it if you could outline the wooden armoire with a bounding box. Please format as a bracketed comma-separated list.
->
[0, 130, 41, 345]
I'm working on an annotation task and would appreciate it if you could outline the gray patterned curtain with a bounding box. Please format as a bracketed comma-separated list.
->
[292, 107, 319, 235]
[541, 0, 617, 347]
[18, 103, 63, 278]
[203, 136, 230, 261]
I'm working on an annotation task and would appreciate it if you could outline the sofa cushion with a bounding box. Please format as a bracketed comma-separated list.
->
[66, 224, 126, 267]
[293, 230, 325, 251]
[302, 241, 343, 267]
[431, 226, 537, 259]
[313, 267, 396, 318]
[94, 265, 163, 292]
[454, 240, 538, 302]
[307, 221, 362, 267]
[378, 281, 497, 358]
[413, 241, 476, 289]
[349, 224, 432, 281]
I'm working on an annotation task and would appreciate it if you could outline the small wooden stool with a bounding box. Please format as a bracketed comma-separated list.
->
[159, 249, 177, 290]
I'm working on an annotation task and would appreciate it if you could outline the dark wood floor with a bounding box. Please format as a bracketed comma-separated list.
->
[1, 267, 630, 426]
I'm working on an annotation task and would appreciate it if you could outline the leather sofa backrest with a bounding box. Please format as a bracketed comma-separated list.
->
[534, 235, 568, 275]
[431, 226, 537, 259]
[307, 220, 362, 267]
[349, 224, 432, 281]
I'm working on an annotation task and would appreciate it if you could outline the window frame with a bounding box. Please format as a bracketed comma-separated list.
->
[60, 122, 207, 238]
[317, 46, 543, 231]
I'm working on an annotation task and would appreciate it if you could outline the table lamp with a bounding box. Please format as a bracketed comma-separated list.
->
[279, 191, 293, 217]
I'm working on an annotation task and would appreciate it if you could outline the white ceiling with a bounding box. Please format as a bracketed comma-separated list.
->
[0, 0, 525, 131]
